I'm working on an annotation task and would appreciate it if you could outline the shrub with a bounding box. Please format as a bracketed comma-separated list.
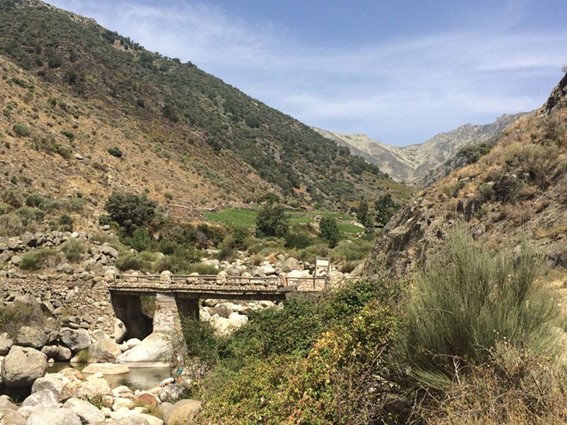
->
[58, 214, 74, 232]
[284, 231, 313, 249]
[62, 239, 84, 262]
[1, 188, 24, 208]
[20, 248, 63, 270]
[0, 301, 46, 337]
[255, 202, 288, 238]
[105, 191, 157, 235]
[12, 122, 30, 137]
[183, 316, 222, 364]
[401, 226, 561, 389]
[115, 253, 151, 272]
[107, 146, 123, 158]
[0, 212, 24, 236]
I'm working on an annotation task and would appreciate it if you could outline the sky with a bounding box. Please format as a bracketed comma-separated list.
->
[45, 0, 567, 146]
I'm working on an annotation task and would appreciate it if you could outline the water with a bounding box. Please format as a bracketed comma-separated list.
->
[47, 363, 171, 391]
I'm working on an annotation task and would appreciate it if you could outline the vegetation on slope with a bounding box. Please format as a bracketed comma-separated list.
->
[184, 227, 567, 424]
[0, 0, 411, 210]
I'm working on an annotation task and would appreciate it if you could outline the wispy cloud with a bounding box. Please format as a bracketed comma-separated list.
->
[46, 0, 567, 145]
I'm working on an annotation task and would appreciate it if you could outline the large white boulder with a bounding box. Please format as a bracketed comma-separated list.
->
[64, 397, 106, 424]
[26, 407, 82, 425]
[89, 338, 123, 362]
[116, 333, 173, 365]
[82, 363, 129, 375]
[1, 346, 47, 388]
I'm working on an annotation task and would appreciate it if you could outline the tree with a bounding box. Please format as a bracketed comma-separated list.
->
[319, 216, 339, 248]
[355, 200, 373, 229]
[374, 194, 398, 226]
[104, 191, 157, 235]
[255, 202, 289, 238]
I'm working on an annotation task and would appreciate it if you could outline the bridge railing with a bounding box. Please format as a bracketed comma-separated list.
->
[114, 273, 328, 292]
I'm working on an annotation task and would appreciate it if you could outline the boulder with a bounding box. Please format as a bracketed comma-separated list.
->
[15, 326, 47, 349]
[282, 257, 300, 272]
[26, 407, 81, 425]
[82, 363, 129, 375]
[165, 399, 201, 424]
[31, 374, 66, 400]
[1, 346, 47, 388]
[126, 338, 142, 349]
[0, 333, 12, 356]
[116, 333, 173, 365]
[41, 345, 72, 361]
[60, 327, 90, 351]
[114, 319, 127, 343]
[64, 397, 106, 424]
[77, 375, 112, 399]
[19, 390, 61, 415]
[0, 407, 26, 425]
[158, 384, 190, 403]
[89, 338, 122, 362]
[257, 263, 276, 275]
[0, 395, 17, 411]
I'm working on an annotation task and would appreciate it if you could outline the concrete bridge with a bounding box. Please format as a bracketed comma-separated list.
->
[108, 272, 329, 340]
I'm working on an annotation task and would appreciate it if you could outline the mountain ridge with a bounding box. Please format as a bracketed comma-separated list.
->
[314, 112, 527, 186]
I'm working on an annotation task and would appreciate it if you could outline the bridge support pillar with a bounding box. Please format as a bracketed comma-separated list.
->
[110, 293, 150, 340]
[176, 298, 200, 320]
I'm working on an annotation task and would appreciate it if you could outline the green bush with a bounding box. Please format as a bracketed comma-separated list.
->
[115, 253, 152, 272]
[58, 214, 74, 232]
[1, 188, 24, 208]
[0, 212, 24, 236]
[284, 231, 313, 249]
[105, 191, 157, 235]
[20, 248, 63, 270]
[0, 301, 46, 337]
[107, 146, 123, 158]
[62, 239, 84, 262]
[183, 316, 222, 364]
[12, 122, 30, 137]
[401, 226, 561, 389]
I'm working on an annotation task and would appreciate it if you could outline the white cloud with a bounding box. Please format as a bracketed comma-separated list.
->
[45, 0, 567, 145]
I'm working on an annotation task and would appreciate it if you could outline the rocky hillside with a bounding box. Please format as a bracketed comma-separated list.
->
[315, 113, 526, 186]
[0, 0, 409, 222]
[364, 74, 567, 278]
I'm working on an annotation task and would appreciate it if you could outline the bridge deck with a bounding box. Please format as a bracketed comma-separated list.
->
[109, 274, 328, 300]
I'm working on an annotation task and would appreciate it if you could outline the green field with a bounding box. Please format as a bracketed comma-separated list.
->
[205, 208, 363, 235]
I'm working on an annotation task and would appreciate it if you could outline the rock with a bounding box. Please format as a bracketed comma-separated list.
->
[216, 271, 227, 283]
[0, 395, 17, 411]
[63, 398, 106, 424]
[60, 327, 91, 351]
[16, 326, 47, 349]
[82, 363, 129, 375]
[134, 392, 158, 407]
[114, 319, 127, 343]
[19, 390, 61, 414]
[40, 300, 55, 315]
[101, 245, 119, 258]
[31, 375, 66, 400]
[41, 345, 72, 361]
[157, 402, 173, 421]
[77, 375, 112, 399]
[89, 338, 123, 362]
[158, 384, 190, 403]
[126, 338, 142, 349]
[10, 255, 22, 266]
[0, 407, 26, 425]
[106, 416, 152, 425]
[282, 257, 300, 272]
[26, 407, 82, 425]
[165, 399, 201, 424]
[0, 333, 13, 356]
[257, 263, 276, 275]
[113, 397, 134, 410]
[1, 346, 47, 388]
[116, 333, 173, 365]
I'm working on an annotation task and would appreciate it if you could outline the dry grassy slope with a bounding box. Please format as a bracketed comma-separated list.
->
[364, 74, 567, 278]
[0, 56, 273, 224]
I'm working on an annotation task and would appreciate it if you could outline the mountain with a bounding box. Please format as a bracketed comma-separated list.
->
[363, 73, 567, 278]
[0, 0, 411, 223]
[314, 113, 526, 186]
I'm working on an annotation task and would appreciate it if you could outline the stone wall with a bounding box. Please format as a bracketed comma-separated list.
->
[0, 274, 115, 336]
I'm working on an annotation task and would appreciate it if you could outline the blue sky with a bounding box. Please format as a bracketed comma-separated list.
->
[45, 0, 567, 146]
